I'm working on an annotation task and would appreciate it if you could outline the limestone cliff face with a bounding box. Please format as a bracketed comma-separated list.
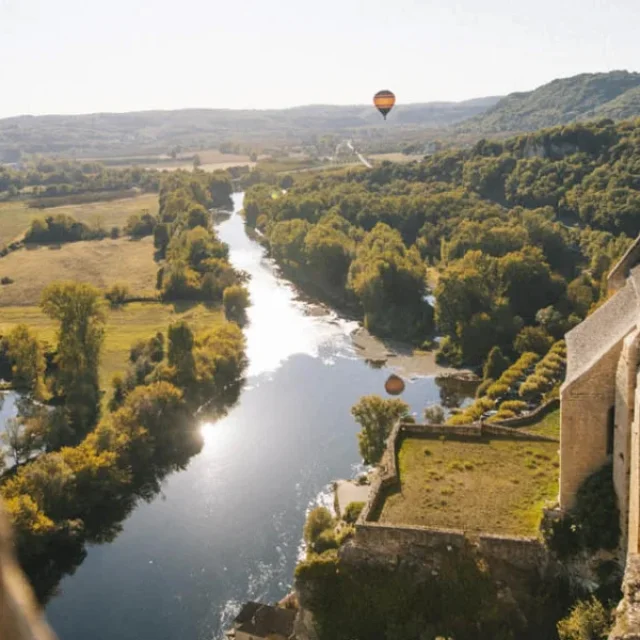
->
[294, 530, 570, 640]
[610, 555, 640, 640]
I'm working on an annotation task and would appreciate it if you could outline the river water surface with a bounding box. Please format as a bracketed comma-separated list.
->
[40, 193, 468, 640]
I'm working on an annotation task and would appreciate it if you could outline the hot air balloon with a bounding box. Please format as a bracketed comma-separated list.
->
[373, 90, 396, 120]
[385, 374, 405, 395]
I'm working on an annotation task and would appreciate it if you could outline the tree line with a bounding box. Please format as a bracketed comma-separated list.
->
[0, 171, 250, 599]
[0, 158, 160, 199]
[244, 118, 638, 367]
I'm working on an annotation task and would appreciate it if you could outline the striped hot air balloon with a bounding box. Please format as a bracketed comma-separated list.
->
[373, 90, 396, 120]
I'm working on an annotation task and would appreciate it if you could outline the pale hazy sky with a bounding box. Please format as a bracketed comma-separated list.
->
[0, 0, 638, 118]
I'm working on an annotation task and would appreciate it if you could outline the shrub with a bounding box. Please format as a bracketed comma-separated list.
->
[486, 382, 509, 399]
[313, 529, 339, 554]
[499, 400, 528, 414]
[483, 346, 509, 381]
[125, 212, 157, 238]
[423, 405, 445, 424]
[492, 409, 516, 420]
[110, 226, 120, 239]
[343, 501, 365, 524]
[1, 276, 14, 285]
[294, 550, 339, 580]
[447, 412, 472, 426]
[514, 326, 554, 355]
[304, 506, 334, 545]
[475, 378, 493, 398]
[223, 285, 250, 319]
[476, 397, 495, 411]
[105, 283, 129, 307]
[336, 525, 355, 546]
[557, 597, 611, 640]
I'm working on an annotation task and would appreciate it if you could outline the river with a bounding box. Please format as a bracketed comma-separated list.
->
[36, 192, 470, 640]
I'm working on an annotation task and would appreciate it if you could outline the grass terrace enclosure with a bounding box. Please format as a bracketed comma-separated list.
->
[377, 435, 559, 536]
[524, 408, 560, 439]
[0, 193, 159, 245]
[0, 237, 157, 306]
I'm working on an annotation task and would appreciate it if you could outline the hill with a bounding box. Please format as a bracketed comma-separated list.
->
[0, 98, 501, 159]
[460, 70, 640, 133]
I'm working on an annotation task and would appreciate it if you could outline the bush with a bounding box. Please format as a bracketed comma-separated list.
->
[483, 346, 509, 380]
[304, 506, 334, 545]
[514, 326, 554, 355]
[110, 226, 120, 239]
[423, 405, 445, 424]
[557, 597, 611, 640]
[486, 382, 509, 399]
[499, 400, 528, 413]
[343, 501, 365, 524]
[125, 212, 157, 238]
[492, 409, 516, 420]
[1, 276, 14, 285]
[313, 529, 339, 553]
[475, 378, 494, 398]
[105, 283, 129, 307]
[223, 285, 250, 319]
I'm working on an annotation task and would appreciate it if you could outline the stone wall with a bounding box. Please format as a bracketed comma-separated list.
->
[630, 374, 640, 555]
[560, 343, 623, 509]
[494, 398, 560, 428]
[609, 554, 640, 640]
[615, 330, 640, 550]
[355, 419, 553, 578]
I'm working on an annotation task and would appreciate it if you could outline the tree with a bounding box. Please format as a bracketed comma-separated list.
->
[351, 395, 410, 464]
[1, 417, 42, 466]
[6, 324, 46, 399]
[41, 282, 105, 437]
[514, 326, 554, 355]
[193, 154, 202, 169]
[167, 321, 196, 387]
[223, 285, 250, 320]
[153, 223, 170, 257]
[304, 506, 334, 544]
[423, 405, 445, 424]
[483, 346, 509, 381]
[557, 597, 610, 640]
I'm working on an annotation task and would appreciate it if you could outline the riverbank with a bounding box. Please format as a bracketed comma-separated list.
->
[350, 326, 475, 380]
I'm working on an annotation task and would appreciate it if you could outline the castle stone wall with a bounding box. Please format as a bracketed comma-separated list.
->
[615, 330, 640, 549]
[560, 344, 623, 509]
[629, 374, 640, 555]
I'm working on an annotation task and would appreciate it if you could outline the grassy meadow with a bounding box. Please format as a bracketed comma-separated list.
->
[377, 435, 559, 537]
[0, 237, 158, 306]
[0, 302, 225, 393]
[0, 191, 227, 398]
[0, 193, 158, 246]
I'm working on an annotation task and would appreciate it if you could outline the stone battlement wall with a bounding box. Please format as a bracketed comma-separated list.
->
[355, 420, 552, 574]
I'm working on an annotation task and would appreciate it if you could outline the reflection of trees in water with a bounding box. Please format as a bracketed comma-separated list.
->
[435, 376, 478, 409]
[27, 381, 243, 604]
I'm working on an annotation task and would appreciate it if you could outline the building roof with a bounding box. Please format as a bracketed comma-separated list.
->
[234, 603, 296, 639]
[564, 268, 640, 389]
[608, 234, 640, 293]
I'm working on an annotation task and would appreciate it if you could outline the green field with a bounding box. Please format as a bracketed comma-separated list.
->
[377, 435, 559, 536]
[0, 193, 158, 246]
[0, 302, 225, 392]
[524, 409, 560, 439]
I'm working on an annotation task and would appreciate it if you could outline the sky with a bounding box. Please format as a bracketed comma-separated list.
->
[0, 0, 639, 118]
